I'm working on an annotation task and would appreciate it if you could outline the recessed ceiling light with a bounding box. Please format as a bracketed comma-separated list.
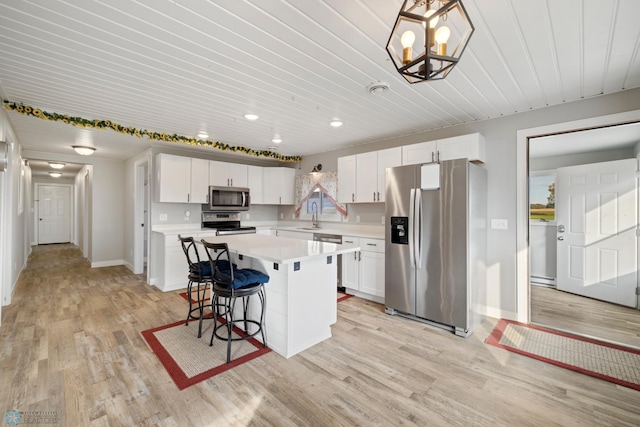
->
[244, 113, 259, 121]
[72, 145, 96, 155]
[271, 136, 282, 143]
[330, 119, 343, 127]
[197, 131, 209, 139]
[49, 162, 65, 169]
[49, 172, 62, 178]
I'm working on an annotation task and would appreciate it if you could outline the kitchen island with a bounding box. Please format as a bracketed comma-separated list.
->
[199, 233, 360, 359]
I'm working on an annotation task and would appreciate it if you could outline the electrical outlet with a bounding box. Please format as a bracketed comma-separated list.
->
[159, 213, 168, 221]
[381, 216, 385, 225]
[356, 215, 361, 223]
[245, 213, 250, 220]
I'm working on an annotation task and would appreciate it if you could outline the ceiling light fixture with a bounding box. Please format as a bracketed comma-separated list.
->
[197, 131, 209, 139]
[271, 136, 282, 143]
[386, 0, 474, 83]
[244, 113, 259, 121]
[72, 145, 96, 155]
[330, 119, 343, 127]
[311, 164, 322, 174]
[49, 172, 62, 178]
[49, 162, 65, 169]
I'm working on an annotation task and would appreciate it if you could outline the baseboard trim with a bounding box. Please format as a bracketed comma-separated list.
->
[91, 259, 126, 268]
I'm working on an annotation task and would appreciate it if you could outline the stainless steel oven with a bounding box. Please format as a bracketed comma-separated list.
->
[208, 186, 250, 211]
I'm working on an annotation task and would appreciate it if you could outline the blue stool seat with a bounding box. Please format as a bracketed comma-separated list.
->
[218, 268, 270, 289]
[191, 260, 235, 277]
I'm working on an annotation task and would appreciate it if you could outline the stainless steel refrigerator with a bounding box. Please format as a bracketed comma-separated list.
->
[384, 158, 486, 337]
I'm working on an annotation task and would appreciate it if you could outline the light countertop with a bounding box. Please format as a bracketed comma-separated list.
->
[199, 233, 360, 264]
[152, 222, 385, 240]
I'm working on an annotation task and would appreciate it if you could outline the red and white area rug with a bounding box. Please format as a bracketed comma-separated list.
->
[141, 317, 271, 390]
[486, 319, 640, 391]
[337, 291, 353, 303]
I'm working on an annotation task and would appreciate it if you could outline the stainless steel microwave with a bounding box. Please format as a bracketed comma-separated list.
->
[208, 186, 250, 211]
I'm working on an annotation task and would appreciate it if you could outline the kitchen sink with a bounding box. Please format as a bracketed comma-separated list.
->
[297, 227, 321, 230]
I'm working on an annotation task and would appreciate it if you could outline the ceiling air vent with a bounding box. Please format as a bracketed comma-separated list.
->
[367, 82, 390, 94]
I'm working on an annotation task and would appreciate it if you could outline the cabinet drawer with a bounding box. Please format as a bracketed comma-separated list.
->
[341, 236, 360, 248]
[360, 238, 384, 253]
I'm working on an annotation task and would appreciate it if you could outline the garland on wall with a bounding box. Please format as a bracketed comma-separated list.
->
[3, 101, 302, 163]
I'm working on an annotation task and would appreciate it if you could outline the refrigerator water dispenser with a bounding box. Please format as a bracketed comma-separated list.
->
[390, 217, 409, 245]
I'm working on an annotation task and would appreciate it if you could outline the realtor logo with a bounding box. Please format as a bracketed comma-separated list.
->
[4, 411, 22, 426]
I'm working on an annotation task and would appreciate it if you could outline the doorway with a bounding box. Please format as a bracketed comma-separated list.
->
[133, 158, 149, 277]
[517, 110, 640, 349]
[35, 183, 72, 244]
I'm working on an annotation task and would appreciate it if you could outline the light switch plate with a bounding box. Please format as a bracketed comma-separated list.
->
[491, 219, 508, 230]
[159, 213, 168, 221]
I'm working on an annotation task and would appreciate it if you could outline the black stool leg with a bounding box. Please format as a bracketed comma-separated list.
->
[259, 285, 267, 348]
[185, 279, 194, 326]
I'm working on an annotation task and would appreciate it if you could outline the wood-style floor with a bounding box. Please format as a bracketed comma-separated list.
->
[531, 284, 640, 349]
[2, 244, 640, 426]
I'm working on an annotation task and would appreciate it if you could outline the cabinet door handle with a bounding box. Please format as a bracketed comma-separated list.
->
[230, 178, 233, 187]
[358, 251, 361, 261]
[366, 243, 377, 247]
[345, 240, 354, 244]
[353, 252, 357, 260]
[373, 192, 375, 201]
[377, 191, 380, 201]
[431, 151, 435, 163]
[437, 150, 440, 162]
[187, 193, 190, 203]
[352, 193, 355, 202]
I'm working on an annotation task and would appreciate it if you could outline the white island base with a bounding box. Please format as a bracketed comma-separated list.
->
[201, 234, 357, 359]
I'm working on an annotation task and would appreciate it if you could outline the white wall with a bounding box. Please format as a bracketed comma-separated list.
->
[0, 107, 29, 308]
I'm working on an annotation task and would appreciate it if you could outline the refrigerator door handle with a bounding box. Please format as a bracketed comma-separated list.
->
[414, 189, 422, 269]
[409, 188, 416, 268]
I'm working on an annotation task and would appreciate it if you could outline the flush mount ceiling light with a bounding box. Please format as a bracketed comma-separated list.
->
[49, 162, 65, 169]
[49, 171, 62, 178]
[197, 131, 209, 139]
[244, 113, 259, 121]
[386, 0, 474, 83]
[329, 119, 343, 127]
[271, 136, 282, 143]
[72, 145, 96, 155]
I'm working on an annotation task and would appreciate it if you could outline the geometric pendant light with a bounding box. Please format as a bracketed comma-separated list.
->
[386, 0, 474, 83]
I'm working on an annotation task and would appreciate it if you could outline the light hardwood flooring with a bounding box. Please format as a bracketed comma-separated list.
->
[2, 244, 640, 426]
[531, 284, 640, 349]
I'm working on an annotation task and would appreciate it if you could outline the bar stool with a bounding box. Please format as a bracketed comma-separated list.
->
[201, 241, 269, 363]
[178, 235, 214, 338]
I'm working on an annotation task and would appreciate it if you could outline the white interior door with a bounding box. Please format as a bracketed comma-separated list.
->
[38, 185, 71, 244]
[556, 158, 638, 307]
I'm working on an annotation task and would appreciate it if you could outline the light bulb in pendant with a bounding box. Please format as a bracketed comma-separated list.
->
[424, 10, 439, 47]
[400, 31, 415, 64]
[435, 26, 450, 56]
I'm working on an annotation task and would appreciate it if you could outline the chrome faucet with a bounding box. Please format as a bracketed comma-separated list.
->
[311, 201, 319, 228]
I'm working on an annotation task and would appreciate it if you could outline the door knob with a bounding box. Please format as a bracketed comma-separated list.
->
[557, 236, 564, 241]
[558, 224, 565, 233]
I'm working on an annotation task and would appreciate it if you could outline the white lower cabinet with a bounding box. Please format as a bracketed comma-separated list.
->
[151, 231, 217, 292]
[341, 236, 384, 302]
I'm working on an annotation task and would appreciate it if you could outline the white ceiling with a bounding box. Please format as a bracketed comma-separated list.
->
[1, 0, 640, 175]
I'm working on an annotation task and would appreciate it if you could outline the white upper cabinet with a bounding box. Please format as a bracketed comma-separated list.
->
[190, 158, 210, 204]
[402, 140, 438, 165]
[337, 155, 357, 204]
[155, 153, 190, 203]
[339, 147, 401, 203]
[209, 160, 248, 188]
[247, 165, 264, 204]
[437, 133, 486, 163]
[374, 147, 402, 203]
[402, 133, 485, 165]
[263, 167, 295, 205]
